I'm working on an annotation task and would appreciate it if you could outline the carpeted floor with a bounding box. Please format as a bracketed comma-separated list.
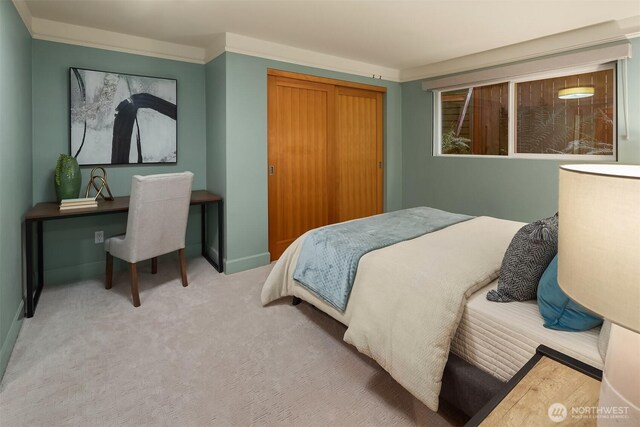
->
[0, 258, 463, 426]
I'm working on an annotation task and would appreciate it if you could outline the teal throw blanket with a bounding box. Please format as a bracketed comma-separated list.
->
[292, 207, 473, 312]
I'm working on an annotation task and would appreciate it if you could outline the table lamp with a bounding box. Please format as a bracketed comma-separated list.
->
[558, 164, 640, 426]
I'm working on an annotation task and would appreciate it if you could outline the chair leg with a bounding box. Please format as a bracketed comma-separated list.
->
[130, 262, 141, 307]
[151, 257, 158, 274]
[106, 253, 113, 290]
[178, 248, 188, 287]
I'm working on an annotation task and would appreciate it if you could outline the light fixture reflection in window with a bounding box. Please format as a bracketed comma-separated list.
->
[558, 86, 595, 99]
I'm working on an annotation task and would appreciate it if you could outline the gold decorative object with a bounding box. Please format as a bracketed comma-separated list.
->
[84, 167, 114, 201]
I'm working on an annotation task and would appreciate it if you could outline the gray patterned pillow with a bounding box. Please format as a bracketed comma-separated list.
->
[487, 214, 558, 302]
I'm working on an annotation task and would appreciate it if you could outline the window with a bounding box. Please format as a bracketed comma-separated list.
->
[440, 83, 509, 155]
[434, 63, 616, 159]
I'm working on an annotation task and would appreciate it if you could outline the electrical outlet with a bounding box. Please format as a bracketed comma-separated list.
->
[95, 231, 104, 244]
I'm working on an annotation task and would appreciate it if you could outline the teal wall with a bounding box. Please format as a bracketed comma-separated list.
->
[205, 54, 227, 258]
[401, 38, 640, 222]
[30, 41, 207, 283]
[28, 43, 403, 279]
[32, 41, 207, 201]
[0, 0, 32, 379]
[219, 52, 402, 273]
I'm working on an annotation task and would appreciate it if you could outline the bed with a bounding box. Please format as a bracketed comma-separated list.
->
[452, 280, 602, 381]
[261, 208, 603, 416]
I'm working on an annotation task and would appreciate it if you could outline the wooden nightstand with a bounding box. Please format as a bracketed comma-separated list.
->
[466, 345, 602, 426]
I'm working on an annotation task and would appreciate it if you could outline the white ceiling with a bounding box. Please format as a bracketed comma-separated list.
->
[19, 0, 640, 77]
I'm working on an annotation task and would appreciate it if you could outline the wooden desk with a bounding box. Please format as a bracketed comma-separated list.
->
[24, 190, 223, 318]
[466, 345, 602, 426]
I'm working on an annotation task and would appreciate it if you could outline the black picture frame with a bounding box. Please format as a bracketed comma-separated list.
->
[69, 67, 178, 166]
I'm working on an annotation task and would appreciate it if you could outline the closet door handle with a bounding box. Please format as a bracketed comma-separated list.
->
[269, 165, 275, 176]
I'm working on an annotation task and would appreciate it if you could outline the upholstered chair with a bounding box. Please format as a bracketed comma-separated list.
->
[105, 172, 194, 307]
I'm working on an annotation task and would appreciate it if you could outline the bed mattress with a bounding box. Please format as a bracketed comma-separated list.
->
[451, 280, 603, 382]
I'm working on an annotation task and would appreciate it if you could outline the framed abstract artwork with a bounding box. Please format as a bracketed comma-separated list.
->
[69, 67, 177, 166]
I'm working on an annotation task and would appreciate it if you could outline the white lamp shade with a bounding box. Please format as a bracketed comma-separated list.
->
[599, 324, 640, 425]
[558, 164, 640, 333]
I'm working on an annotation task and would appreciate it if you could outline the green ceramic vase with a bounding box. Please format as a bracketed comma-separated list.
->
[54, 154, 81, 203]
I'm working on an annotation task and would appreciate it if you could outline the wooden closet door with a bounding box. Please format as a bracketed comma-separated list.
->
[268, 76, 335, 260]
[334, 87, 383, 222]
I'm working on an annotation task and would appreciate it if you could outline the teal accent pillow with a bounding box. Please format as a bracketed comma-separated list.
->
[537, 255, 603, 331]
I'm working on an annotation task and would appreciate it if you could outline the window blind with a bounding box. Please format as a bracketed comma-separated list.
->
[421, 43, 631, 91]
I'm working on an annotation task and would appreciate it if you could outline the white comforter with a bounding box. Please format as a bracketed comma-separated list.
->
[261, 216, 523, 410]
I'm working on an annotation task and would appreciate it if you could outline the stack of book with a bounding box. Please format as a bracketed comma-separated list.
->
[59, 197, 98, 211]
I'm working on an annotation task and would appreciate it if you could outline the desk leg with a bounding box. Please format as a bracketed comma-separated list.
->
[200, 202, 224, 273]
[201, 203, 207, 259]
[217, 200, 224, 273]
[35, 221, 44, 308]
[24, 220, 43, 318]
[25, 220, 34, 318]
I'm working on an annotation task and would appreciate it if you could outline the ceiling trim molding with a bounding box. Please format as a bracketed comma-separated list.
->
[221, 33, 400, 81]
[14, 3, 638, 84]
[400, 16, 640, 82]
[20, 12, 401, 80]
[11, 0, 32, 34]
[30, 18, 206, 64]
[204, 34, 227, 63]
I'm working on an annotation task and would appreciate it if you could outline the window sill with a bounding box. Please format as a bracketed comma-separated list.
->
[434, 153, 616, 161]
